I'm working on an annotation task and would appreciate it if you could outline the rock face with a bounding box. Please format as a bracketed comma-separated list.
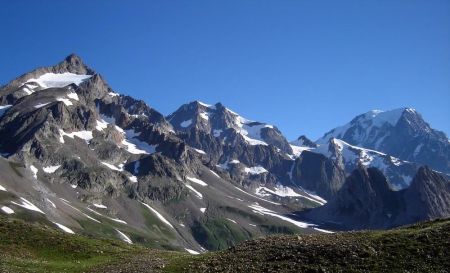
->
[317, 108, 450, 173]
[312, 138, 419, 190]
[166, 101, 324, 204]
[308, 165, 450, 229]
[168, 101, 293, 154]
[399, 166, 450, 225]
[291, 151, 346, 200]
[291, 135, 317, 148]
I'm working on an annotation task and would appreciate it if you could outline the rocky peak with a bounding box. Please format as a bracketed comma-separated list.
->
[291, 135, 317, 148]
[307, 165, 400, 229]
[316, 108, 450, 173]
[167, 101, 292, 153]
[402, 166, 450, 222]
[52, 54, 95, 75]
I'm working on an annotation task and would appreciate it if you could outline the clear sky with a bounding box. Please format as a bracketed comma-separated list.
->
[1, 0, 449, 140]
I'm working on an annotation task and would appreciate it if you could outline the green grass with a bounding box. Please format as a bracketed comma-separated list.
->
[1, 215, 449, 273]
[182, 218, 450, 273]
[0, 216, 143, 273]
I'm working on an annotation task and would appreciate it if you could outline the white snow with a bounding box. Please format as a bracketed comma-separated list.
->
[34, 102, 51, 109]
[180, 119, 193, 127]
[200, 208, 206, 213]
[111, 218, 127, 224]
[199, 112, 209, 120]
[289, 144, 313, 157]
[249, 204, 312, 228]
[244, 166, 268, 175]
[314, 138, 412, 189]
[99, 114, 156, 154]
[108, 92, 119, 97]
[93, 203, 107, 209]
[95, 119, 109, 131]
[209, 169, 220, 178]
[0, 105, 12, 117]
[186, 185, 203, 199]
[213, 129, 223, 137]
[185, 248, 200, 255]
[197, 101, 214, 108]
[43, 165, 61, 173]
[302, 190, 328, 204]
[314, 227, 334, 233]
[256, 186, 301, 198]
[193, 148, 206, 154]
[226, 218, 237, 224]
[233, 186, 281, 205]
[255, 185, 326, 205]
[141, 202, 174, 229]
[82, 212, 101, 223]
[25, 73, 92, 90]
[30, 165, 38, 179]
[122, 129, 157, 154]
[1, 206, 14, 214]
[129, 175, 138, 183]
[186, 176, 208, 186]
[0, 184, 6, 191]
[86, 207, 103, 217]
[52, 222, 75, 234]
[56, 97, 73, 106]
[70, 184, 77, 189]
[67, 92, 79, 101]
[59, 129, 93, 144]
[216, 159, 240, 170]
[115, 229, 133, 244]
[101, 162, 123, 171]
[46, 198, 56, 208]
[317, 108, 407, 144]
[11, 197, 45, 214]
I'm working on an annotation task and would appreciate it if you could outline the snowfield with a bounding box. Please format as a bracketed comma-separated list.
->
[24, 72, 92, 90]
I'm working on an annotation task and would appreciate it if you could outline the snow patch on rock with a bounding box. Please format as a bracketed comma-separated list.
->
[1, 206, 14, 214]
[43, 165, 61, 173]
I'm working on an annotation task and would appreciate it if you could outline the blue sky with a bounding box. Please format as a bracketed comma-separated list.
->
[1, 0, 449, 140]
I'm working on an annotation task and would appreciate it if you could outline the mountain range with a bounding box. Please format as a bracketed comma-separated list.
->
[0, 54, 449, 253]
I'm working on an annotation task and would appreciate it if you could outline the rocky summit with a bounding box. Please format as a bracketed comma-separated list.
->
[0, 55, 449, 272]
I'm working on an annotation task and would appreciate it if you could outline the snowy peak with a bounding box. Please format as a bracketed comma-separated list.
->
[0, 54, 99, 105]
[317, 107, 413, 145]
[316, 107, 450, 173]
[311, 138, 418, 190]
[167, 101, 292, 153]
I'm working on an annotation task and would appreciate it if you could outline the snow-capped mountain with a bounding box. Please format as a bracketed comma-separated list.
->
[0, 55, 334, 253]
[313, 138, 418, 190]
[317, 108, 450, 173]
[0, 54, 449, 251]
[167, 101, 292, 153]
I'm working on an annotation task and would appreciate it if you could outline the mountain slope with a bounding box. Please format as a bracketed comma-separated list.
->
[167, 100, 326, 206]
[316, 108, 450, 173]
[0, 55, 329, 254]
[2, 214, 449, 273]
[312, 138, 419, 190]
[306, 165, 450, 229]
[179, 218, 450, 273]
